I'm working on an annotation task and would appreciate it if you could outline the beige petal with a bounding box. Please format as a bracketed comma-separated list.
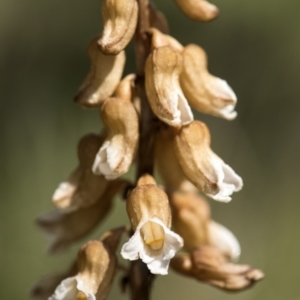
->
[181, 44, 237, 120]
[155, 127, 197, 193]
[126, 175, 172, 229]
[173, 121, 243, 202]
[98, 0, 138, 55]
[38, 180, 124, 253]
[53, 133, 109, 211]
[74, 37, 126, 108]
[92, 75, 139, 179]
[171, 245, 264, 291]
[145, 46, 193, 126]
[169, 191, 210, 251]
[174, 0, 219, 22]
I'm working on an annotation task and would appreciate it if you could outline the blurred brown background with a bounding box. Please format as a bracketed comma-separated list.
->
[1, 0, 299, 299]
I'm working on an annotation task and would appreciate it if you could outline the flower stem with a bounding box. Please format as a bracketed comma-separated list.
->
[128, 0, 157, 299]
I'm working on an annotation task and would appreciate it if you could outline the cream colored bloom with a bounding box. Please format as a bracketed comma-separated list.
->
[121, 217, 183, 275]
[49, 228, 124, 300]
[180, 44, 237, 120]
[121, 175, 183, 275]
[92, 75, 139, 180]
[145, 46, 193, 127]
[173, 121, 243, 202]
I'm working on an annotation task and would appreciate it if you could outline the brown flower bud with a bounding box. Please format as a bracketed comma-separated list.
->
[30, 262, 77, 300]
[149, 3, 169, 34]
[92, 75, 139, 180]
[155, 127, 197, 193]
[169, 191, 210, 251]
[145, 46, 193, 127]
[52, 133, 109, 211]
[171, 245, 264, 291]
[98, 0, 138, 55]
[37, 180, 124, 254]
[174, 0, 219, 22]
[181, 44, 237, 120]
[121, 174, 183, 275]
[149, 28, 183, 52]
[74, 37, 126, 108]
[173, 121, 243, 202]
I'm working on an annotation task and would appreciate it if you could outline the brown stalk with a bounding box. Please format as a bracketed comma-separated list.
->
[128, 0, 160, 299]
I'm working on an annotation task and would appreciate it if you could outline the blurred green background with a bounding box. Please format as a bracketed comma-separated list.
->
[1, 0, 300, 299]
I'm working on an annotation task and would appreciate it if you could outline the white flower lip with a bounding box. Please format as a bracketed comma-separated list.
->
[49, 276, 96, 300]
[121, 217, 183, 275]
[92, 140, 122, 180]
[208, 221, 241, 261]
[206, 154, 243, 202]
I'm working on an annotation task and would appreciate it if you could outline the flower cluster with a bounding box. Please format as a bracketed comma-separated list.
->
[32, 1, 264, 299]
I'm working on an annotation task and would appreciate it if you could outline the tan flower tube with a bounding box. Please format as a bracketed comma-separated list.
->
[145, 46, 193, 127]
[52, 133, 109, 212]
[92, 75, 139, 180]
[174, 0, 219, 22]
[98, 0, 138, 55]
[173, 121, 243, 202]
[74, 37, 126, 108]
[181, 44, 237, 120]
[155, 127, 197, 193]
[169, 191, 210, 251]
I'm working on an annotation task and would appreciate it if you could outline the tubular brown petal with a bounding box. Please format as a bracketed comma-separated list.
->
[181, 44, 237, 120]
[98, 0, 138, 55]
[174, 0, 219, 22]
[145, 46, 193, 127]
[173, 121, 243, 202]
[38, 180, 124, 254]
[92, 76, 139, 180]
[149, 3, 169, 34]
[169, 191, 210, 251]
[155, 127, 197, 193]
[52, 133, 109, 211]
[149, 28, 183, 52]
[126, 175, 171, 229]
[74, 37, 126, 108]
[171, 246, 264, 292]
[77, 239, 117, 300]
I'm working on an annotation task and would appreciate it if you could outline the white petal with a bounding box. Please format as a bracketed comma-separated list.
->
[120, 228, 143, 261]
[147, 258, 170, 275]
[208, 221, 241, 261]
[207, 154, 243, 202]
[48, 276, 96, 300]
[52, 182, 76, 203]
[121, 217, 183, 275]
[92, 141, 120, 180]
[48, 277, 78, 300]
[212, 78, 237, 103]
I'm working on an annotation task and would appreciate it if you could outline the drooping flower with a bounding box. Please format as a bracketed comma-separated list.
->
[121, 175, 183, 275]
[173, 120, 243, 202]
[49, 228, 125, 300]
[92, 74, 139, 180]
[37, 180, 124, 253]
